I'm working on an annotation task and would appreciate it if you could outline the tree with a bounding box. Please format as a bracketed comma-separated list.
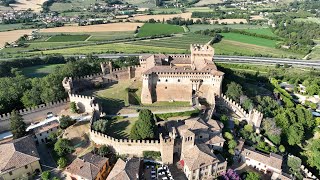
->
[245, 172, 261, 180]
[98, 145, 110, 157]
[54, 138, 73, 156]
[220, 114, 229, 125]
[130, 109, 155, 139]
[279, 145, 285, 153]
[41, 171, 50, 180]
[10, 111, 27, 139]
[59, 115, 75, 129]
[57, 157, 67, 168]
[262, 118, 281, 144]
[70, 102, 78, 113]
[287, 155, 301, 172]
[224, 132, 233, 140]
[244, 124, 254, 133]
[226, 82, 243, 102]
[287, 124, 304, 145]
[92, 119, 108, 133]
[303, 139, 320, 170]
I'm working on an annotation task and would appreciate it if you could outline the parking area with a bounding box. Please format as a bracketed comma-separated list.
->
[144, 162, 174, 180]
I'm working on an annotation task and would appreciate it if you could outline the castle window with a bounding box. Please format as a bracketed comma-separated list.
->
[178, 79, 180, 82]
[165, 79, 168, 82]
[165, 87, 167, 89]
[158, 79, 160, 82]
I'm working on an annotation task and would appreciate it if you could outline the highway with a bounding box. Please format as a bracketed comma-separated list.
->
[79, 54, 320, 69]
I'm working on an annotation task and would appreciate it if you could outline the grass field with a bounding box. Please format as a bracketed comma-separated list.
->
[294, 17, 320, 24]
[151, 8, 182, 14]
[243, 28, 278, 37]
[188, 24, 268, 32]
[308, 45, 320, 59]
[0, 23, 25, 32]
[87, 31, 135, 41]
[213, 39, 303, 58]
[21, 64, 64, 77]
[220, 32, 278, 48]
[123, 0, 156, 8]
[47, 34, 90, 42]
[32, 42, 187, 55]
[137, 23, 184, 37]
[50, 0, 105, 12]
[103, 117, 138, 139]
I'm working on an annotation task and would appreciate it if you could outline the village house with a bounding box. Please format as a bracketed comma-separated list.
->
[64, 152, 111, 180]
[0, 136, 42, 180]
[241, 147, 283, 174]
[107, 158, 143, 180]
[32, 120, 60, 144]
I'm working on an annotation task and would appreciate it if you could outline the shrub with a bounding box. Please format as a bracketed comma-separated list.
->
[58, 157, 67, 168]
[143, 151, 161, 160]
[70, 102, 78, 113]
[59, 115, 75, 129]
[41, 171, 50, 180]
[155, 109, 200, 120]
[279, 145, 285, 153]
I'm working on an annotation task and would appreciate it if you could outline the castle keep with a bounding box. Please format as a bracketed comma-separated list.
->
[100, 44, 224, 105]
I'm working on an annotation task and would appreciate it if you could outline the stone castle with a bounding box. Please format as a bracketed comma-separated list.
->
[99, 44, 224, 105]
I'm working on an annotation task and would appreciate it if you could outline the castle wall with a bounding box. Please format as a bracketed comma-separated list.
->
[69, 94, 100, 113]
[0, 99, 68, 132]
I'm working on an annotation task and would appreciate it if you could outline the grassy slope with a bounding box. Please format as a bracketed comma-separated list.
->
[243, 28, 278, 37]
[21, 64, 64, 77]
[220, 32, 277, 48]
[137, 23, 184, 37]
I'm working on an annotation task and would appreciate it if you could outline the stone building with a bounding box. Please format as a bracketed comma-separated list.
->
[241, 147, 283, 174]
[139, 44, 224, 104]
[0, 136, 42, 180]
[29, 120, 60, 144]
[64, 152, 111, 180]
[99, 44, 224, 105]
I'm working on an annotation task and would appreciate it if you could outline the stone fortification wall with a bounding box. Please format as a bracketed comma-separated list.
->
[105, 65, 142, 80]
[69, 94, 100, 113]
[0, 99, 69, 132]
[219, 94, 263, 131]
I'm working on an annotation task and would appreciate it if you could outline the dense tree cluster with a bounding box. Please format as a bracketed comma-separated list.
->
[130, 109, 156, 140]
[10, 111, 27, 139]
[275, 105, 315, 145]
[272, 16, 320, 54]
[225, 82, 243, 103]
[0, 57, 102, 114]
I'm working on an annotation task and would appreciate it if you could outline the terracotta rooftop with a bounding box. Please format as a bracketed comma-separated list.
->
[205, 134, 225, 145]
[33, 120, 60, 134]
[65, 153, 108, 179]
[242, 147, 283, 170]
[107, 158, 141, 180]
[182, 144, 219, 171]
[0, 136, 40, 174]
[170, 57, 191, 65]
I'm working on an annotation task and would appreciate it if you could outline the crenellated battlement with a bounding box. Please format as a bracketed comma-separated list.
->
[220, 94, 263, 130]
[90, 129, 161, 144]
[191, 44, 213, 52]
[0, 99, 69, 121]
[73, 73, 104, 81]
[69, 93, 94, 100]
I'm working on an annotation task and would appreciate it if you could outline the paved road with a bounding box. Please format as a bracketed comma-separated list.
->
[85, 54, 320, 69]
[1, 54, 320, 68]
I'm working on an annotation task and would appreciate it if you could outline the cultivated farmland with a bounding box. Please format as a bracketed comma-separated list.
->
[0, 29, 33, 48]
[128, 34, 211, 49]
[39, 23, 143, 33]
[243, 28, 278, 37]
[137, 23, 184, 37]
[21, 64, 64, 78]
[47, 35, 90, 42]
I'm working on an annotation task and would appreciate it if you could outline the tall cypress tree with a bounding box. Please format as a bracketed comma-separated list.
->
[10, 111, 27, 139]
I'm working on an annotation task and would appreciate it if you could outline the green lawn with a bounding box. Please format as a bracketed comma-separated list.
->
[103, 117, 138, 139]
[21, 64, 64, 77]
[87, 31, 135, 41]
[308, 45, 320, 59]
[151, 8, 182, 14]
[243, 28, 278, 37]
[137, 23, 184, 37]
[47, 34, 90, 42]
[220, 32, 278, 48]
[50, 0, 105, 12]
